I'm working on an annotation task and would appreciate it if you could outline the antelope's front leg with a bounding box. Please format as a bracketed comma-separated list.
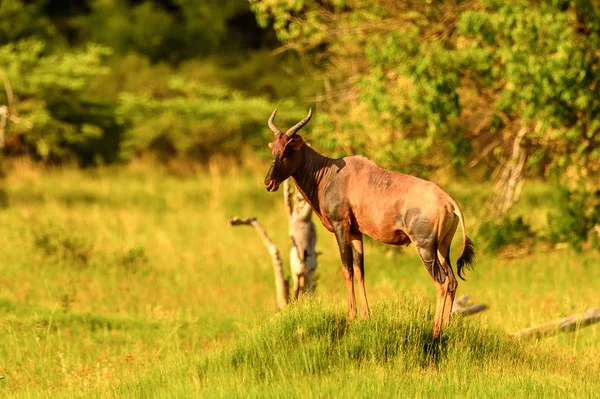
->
[351, 233, 370, 320]
[333, 222, 356, 320]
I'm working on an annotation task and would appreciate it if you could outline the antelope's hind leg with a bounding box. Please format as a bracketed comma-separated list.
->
[437, 217, 459, 329]
[413, 219, 458, 338]
[415, 243, 445, 338]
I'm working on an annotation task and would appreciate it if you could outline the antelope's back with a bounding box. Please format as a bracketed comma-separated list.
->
[341, 156, 451, 243]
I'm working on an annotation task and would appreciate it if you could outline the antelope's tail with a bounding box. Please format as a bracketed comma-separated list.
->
[449, 197, 475, 281]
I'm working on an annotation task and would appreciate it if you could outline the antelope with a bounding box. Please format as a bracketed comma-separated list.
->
[264, 109, 475, 338]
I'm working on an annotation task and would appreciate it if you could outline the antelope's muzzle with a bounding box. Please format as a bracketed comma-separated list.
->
[264, 179, 280, 192]
[264, 162, 281, 192]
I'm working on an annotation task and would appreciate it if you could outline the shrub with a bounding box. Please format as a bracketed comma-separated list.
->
[478, 216, 535, 254]
[32, 221, 93, 267]
[547, 185, 600, 251]
[116, 75, 305, 162]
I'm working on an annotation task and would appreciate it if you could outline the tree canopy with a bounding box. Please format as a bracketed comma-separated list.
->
[250, 0, 600, 216]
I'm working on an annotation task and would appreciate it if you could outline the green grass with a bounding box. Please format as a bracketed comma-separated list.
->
[0, 159, 599, 397]
[112, 295, 600, 398]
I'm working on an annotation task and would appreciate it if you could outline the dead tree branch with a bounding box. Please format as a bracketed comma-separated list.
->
[510, 307, 600, 339]
[228, 216, 289, 310]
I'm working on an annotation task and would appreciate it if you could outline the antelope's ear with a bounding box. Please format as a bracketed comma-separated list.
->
[268, 142, 272, 149]
[285, 136, 304, 151]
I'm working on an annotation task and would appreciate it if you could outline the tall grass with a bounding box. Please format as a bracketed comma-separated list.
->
[0, 159, 598, 397]
[114, 294, 599, 398]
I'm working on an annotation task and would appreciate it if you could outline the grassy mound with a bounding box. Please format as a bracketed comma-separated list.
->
[219, 295, 519, 377]
[114, 294, 599, 398]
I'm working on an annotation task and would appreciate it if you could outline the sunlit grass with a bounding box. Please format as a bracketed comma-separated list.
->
[113, 294, 600, 398]
[0, 160, 598, 397]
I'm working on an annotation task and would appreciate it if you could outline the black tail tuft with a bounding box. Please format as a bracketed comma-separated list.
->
[456, 237, 475, 281]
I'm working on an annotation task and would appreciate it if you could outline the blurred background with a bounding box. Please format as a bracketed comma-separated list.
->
[2, 0, 600, 224]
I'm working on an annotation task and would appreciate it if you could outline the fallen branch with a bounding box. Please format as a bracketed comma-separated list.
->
[510, 307, 600, 339]
[228, 217, 289, 310]
[451, 294, 488, 316]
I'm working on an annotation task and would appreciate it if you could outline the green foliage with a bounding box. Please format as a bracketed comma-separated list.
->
[80, 0, 259, 63]
[478, 216, 535, 253]
[3, 0, 600, 195]
[251, 0, 600, 177]
[459, 1, 600, 172]
[116, 76, 291, 160]
[0, 0, 55, 43]
[0, 0, 287, 165]
[0, 39, 112, 160]
[547, 185, 600, 251]
[0, 0, 114, 163]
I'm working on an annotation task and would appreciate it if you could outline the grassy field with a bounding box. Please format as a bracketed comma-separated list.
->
[0, 158, 599, 397]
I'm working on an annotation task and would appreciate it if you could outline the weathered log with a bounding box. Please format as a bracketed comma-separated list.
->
[451, 294, 488, 316]
[453, 303, 489, 316]
[510, 307, 600, 339]
[228, 216, 289, 310]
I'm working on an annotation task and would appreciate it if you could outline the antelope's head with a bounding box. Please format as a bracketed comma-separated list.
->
[264, 108, 312, 192]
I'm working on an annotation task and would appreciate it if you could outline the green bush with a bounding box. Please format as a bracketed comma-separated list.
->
[478, 216, 535, 254]
[116, 78, 278, 161]
[547, 185, 600, 251]
[32, 221, 94, 267]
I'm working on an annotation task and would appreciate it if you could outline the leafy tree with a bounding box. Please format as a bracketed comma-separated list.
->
[249, 0, 475, 175]
[547, 185, 600, 251]
[116, 75, 302, 160]
[0, 0, 55, 43]
[458, 0, 600, 215]
[0, 0, 112, 162]
[250, 0, 600, 216]
[79, 0, 267, 63]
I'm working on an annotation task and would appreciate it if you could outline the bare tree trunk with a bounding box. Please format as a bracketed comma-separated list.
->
[228, 181, 318, 310]
[0, 69, 20, 149]
[0, 105, 6, 149]
[229, 217, 289, 310]
[0, 69, 29, 149]
[284, 180, 318, 299]
[487, 128, 528, 218]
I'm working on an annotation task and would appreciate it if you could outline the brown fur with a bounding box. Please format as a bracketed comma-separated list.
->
[264, 110, 475, 338]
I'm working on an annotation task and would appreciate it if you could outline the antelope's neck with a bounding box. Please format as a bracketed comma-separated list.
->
[292, 145, 335, 218]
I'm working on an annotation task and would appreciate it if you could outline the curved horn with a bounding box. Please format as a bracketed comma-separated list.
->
[285, 108, 312, 137]
[268, 108, 282, 135]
